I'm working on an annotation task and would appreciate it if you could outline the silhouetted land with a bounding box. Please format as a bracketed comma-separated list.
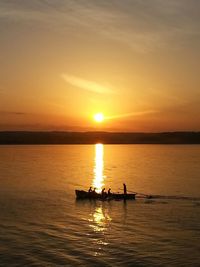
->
[0, 131, 200, 144]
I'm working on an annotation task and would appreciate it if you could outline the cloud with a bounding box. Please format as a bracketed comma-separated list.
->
[106, 110, 158, 120]
[62, 74, 115, 94]
[0, 111, 27, 115]
[0, 0, 199, 52]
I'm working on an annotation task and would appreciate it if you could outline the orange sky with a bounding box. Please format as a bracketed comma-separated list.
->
[0, 1, 200, 132]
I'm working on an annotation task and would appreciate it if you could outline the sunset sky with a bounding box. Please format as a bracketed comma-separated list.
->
[0, 0, 200, 132]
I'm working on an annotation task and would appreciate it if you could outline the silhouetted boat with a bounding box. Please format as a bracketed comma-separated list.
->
[75, 190, 136, 200]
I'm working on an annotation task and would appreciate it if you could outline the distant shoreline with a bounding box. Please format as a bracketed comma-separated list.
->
[0, 131, 200, 144]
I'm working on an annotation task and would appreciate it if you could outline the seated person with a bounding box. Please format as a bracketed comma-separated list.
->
[88, 186, 92, 193]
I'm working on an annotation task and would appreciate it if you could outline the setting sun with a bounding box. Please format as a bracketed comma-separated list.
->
[94, 113, 104, 123]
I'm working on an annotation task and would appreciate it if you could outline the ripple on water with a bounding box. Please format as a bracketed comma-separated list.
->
[1, 145, 200, 266]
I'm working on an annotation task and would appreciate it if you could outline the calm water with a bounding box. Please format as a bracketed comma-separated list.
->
[0, 145, 200, 267]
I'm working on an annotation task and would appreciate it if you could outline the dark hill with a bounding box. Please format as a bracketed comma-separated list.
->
[0, 131, 200, 144]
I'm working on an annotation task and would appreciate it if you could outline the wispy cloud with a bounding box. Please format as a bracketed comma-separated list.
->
[0, 0, 199, 52]
[62, 74, 115, 94]
[106, 110, 158, 120]
[0, 111, 27, 116]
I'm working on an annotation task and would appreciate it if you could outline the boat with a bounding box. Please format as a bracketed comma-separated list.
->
[75, 190, 136, 200]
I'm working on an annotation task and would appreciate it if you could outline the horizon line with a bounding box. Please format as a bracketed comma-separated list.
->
[0, 130, 200, 134]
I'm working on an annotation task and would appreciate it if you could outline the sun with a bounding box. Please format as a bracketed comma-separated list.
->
[94, 113, 104, 123]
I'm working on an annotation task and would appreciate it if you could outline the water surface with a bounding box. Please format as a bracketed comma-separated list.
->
[0, 145, 200, 266]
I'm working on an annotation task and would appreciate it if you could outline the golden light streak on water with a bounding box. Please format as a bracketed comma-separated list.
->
[92, 144, 105, 193]
[90, 206, 112, 233]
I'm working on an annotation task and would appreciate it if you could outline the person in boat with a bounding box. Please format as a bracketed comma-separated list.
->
[101, 188, 105, 195]
[101, 188, 107, 198]
[108, 188, 111, 196]
[91, 187, 97, 197]
[92, 188, 96, 193]
[88, 186, 92, 193]
[123, 183, 127, 195]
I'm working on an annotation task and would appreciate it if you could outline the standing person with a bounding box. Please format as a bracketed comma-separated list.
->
[108, 188, 111, 196]
[123, 183, 127, 195]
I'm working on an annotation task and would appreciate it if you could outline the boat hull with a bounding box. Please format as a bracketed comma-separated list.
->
[75, 190, 136, 200]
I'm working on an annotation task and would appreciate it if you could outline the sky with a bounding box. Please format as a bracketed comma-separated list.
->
[0, 0, 200, 132]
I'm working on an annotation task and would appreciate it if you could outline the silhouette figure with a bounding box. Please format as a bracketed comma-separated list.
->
[93, 188, 96, 193]
[123, 183, 127, 194]
[108, 188, 111, 196]
[88, 187, 92, 193]
[101, 188, 105, 195]
[101, 188, 107, 198]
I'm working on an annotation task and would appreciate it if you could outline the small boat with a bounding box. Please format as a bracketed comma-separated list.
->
[75, 190, 136, 200]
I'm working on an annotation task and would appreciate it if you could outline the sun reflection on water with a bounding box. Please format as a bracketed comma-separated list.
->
[86, 144, 112, 255]
[93, 144, 105, 193]
[89, 205, 112, 233]
[88, 204, 111, 256]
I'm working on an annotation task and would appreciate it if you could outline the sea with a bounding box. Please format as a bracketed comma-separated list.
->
[0, 144, 200, 267]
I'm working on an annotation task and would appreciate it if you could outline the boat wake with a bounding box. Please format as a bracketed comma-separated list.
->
[136, 193, 200, 201]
